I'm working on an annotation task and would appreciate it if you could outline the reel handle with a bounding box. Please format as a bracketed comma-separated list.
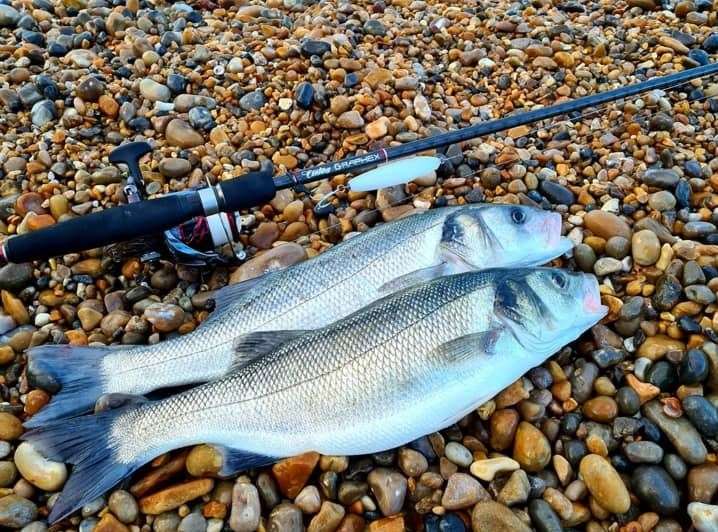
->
[108, 141, 152, 189]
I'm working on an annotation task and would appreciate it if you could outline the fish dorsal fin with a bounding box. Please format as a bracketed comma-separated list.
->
[434, 329, 504, 363]
[230, 330, 308, 373]
[377, 262, 450, 294]
[201, 274, 274, 326]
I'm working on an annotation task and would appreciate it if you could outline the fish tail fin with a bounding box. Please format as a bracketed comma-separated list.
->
[24, 344, 110, 427]
[23, 409, 144, 523]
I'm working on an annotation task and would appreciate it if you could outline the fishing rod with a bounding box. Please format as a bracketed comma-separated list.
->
[1, 62, 718, 266]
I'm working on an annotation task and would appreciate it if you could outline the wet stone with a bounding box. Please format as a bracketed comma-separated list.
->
[178, 512, 206, 532]
[471, 501, 531, 532]
[513, 421, 551, 472]
[579, 454, 630, 514]
[653, 275, 682, 310]
[367, 468, 406, 516]
[528, 499, 562, 532]
[643, 400, 707, 465]
[592, 347, 625, 368]
[239, 91, 266, 111]
[625, 441, 664, 464]
[0, 495, 37, 528]
[642, 168, 680, 188]
[539, 180, 574, 205]
[267, 503, 302, 532]
[632, 466, 680, 516]
[107, 490, 138, 524]
[441, 473, 489, 510]
[682, 395, 718, 438]
[294, 82, 314, 110]
[301, 40, 331, 57]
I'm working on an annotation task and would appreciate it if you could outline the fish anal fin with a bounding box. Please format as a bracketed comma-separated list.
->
[230, 330, 307, 373]
[212, 444, 277, 477]
[435, 329, 503, 363]
[378, 263, 449, 294]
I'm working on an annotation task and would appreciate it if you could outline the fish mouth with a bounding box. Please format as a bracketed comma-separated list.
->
[581, 274, 608, 318]
[541, 212, 564, 247]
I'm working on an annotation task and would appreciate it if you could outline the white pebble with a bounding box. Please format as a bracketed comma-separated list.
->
[689, 502, 718, 532]
[33, 313, 50, 327]
[14, 441, 67, 492]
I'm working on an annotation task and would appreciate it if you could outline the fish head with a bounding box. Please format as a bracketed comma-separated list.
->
[493, 268, 608, 354]
[441, 205, 573, 270]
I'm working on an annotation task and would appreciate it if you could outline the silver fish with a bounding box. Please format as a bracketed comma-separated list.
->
[26, 205, 573, 426]
[26, 267, 607, 522]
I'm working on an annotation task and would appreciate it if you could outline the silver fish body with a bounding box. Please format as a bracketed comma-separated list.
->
[27, 204, 572, 426]
[27, 267, 607, 522]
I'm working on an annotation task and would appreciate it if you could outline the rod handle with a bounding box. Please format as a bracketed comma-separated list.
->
[218, 167, 276, 211]
[3, 193, 204, 264]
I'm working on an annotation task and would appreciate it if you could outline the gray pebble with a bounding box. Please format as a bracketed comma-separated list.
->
[570, 360, 598, 403]
[642, 168, 680, 188]
[0, 495, 38, 529]
[153, 512, 181, 532]
[178, 512, 206, 532]
[663, 454, 687, 480]
[444, 442, 473, 467]
[593, 257, 622, 276]
[643, 400, 707, 465]
[267, 503, 302, 532]
[625, 441, 664, 464]
[686, 285, 716, 304]
[108, 490, 138, 523]
[239, 91, 266, 111]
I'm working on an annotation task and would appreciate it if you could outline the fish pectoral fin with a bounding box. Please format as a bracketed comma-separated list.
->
[230, 330, 308, 372]
[94, 393, 148, 413]
[377, 262, 449, 294]
[435, 329, 504, 363]
[212, 444, 278, 477]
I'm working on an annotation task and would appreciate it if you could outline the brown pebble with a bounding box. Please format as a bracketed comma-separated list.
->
[490, 409, 519, 451]
[512, 421, 551, 472]
[687, 464, 718, 502]
[582, 397, 618, 423]
[579, 454, 630, 514]
[272, 452, 320, 498]
[583, 210, 632, 241]
[130, 451, 188, 497]
[94, 513, 130, 532]
[367, 515, 404, 532]
[471, 500, 531, 532]
[0, 413, 23, 440]
[139, 478, 214, 514]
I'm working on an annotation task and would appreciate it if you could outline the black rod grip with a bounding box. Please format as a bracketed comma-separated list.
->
[4, 192, 204, 264]
[219, 168, 276, 211]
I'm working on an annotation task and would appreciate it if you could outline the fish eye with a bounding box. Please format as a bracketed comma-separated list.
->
[550, 271, 567, 289]
[511, 208, 526, 225]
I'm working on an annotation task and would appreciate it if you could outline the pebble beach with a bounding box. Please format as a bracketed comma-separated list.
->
[2, 0, 718, 530]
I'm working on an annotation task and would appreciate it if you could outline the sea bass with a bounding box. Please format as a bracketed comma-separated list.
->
[26, 205, 573, 426]
[26, 267, 607, 522]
